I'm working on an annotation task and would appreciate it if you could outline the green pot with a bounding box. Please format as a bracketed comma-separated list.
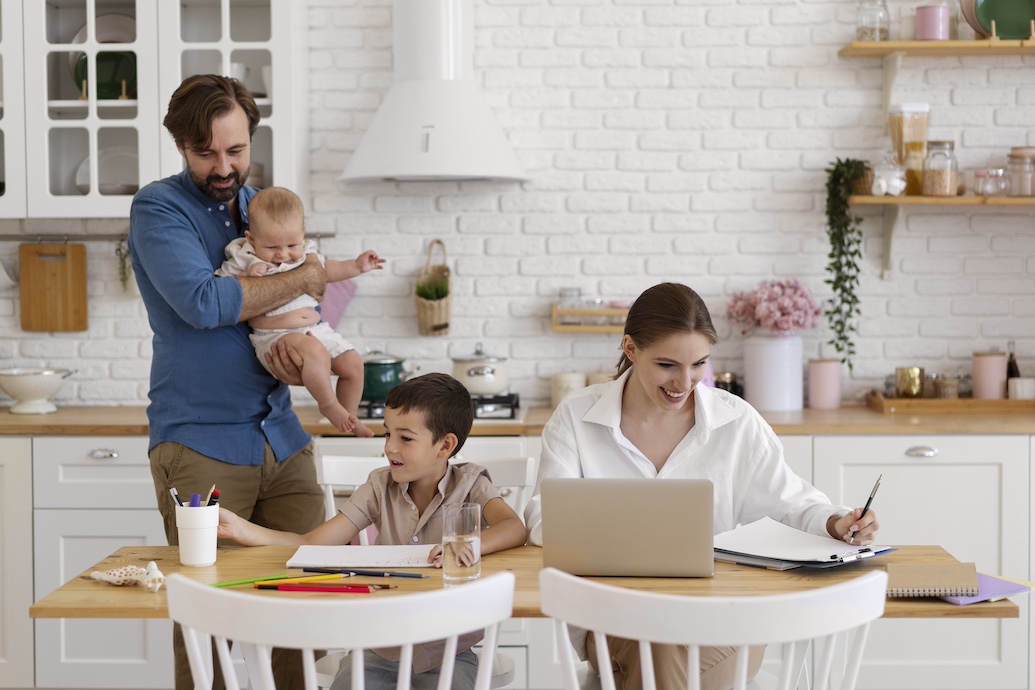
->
[362, 349, 408, 402]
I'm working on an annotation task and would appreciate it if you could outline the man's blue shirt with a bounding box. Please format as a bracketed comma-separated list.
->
[128, 168, 310, 465]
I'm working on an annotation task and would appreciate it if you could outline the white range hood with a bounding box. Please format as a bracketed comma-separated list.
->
[340, 0, 527, 183]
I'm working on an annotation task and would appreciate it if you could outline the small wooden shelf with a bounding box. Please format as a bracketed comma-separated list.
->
[550, 304, 627, 334]
[850, 195, 1035, 206]
[839, 40, 1035, 58]
[866, 390, 1035, 414]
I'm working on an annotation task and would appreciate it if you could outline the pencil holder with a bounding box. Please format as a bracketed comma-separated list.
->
[175, 504, 219, 567]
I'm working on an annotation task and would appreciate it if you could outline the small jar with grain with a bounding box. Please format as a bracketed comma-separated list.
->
[921, 141, 958, 197]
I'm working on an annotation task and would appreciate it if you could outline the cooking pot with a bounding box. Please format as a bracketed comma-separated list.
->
[451, 343, 508, 396]
[362, 348, 416, 402]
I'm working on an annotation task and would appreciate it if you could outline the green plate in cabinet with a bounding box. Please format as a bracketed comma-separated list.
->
[73, 51, 137, 100]
[975, 0, 1035, 39]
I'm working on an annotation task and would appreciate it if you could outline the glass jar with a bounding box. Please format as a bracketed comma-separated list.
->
[872, 150, 907, 196]
[856, 0, 891, 41]
[976, 168, 1008, 197]
[921, 141, 958, 196]
[1006, 155, 1035, 196]
[888, 103, 929, 194]
[558, 287, 582, 325]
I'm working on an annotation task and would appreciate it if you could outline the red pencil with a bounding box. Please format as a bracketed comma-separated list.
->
[275, 584, 379, 593]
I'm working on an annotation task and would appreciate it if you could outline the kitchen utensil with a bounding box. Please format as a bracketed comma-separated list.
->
[0, 367, 75, 414]
[975, 0, 1035, 39]
[361, 348, 413, 402]
[960, 0, 988, 36]
[451, 343, 508, 396]
[19, 243, 88, 332]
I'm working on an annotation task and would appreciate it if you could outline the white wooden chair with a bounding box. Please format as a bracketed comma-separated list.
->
[316, 454, 387, 526]
[166, 570, 515, 690]
[539, 567, 888, 690]
[467, 456, 537, 515]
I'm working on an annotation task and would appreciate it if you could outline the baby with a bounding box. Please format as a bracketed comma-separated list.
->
[216, 186, 383, 436]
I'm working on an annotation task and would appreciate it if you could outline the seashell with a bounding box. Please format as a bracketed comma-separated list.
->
[90, 561, 165, 593]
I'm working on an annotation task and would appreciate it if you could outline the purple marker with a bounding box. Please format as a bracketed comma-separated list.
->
[189, 493, 202, 507]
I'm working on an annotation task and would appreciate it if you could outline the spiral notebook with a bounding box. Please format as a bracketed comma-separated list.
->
[886, 561, 979, 597]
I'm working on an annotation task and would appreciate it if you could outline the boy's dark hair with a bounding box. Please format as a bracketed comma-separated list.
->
[163, 74, 260, 150]
[385, 373, 474, 458]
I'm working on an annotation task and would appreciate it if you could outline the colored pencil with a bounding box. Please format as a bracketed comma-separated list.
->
[212, 573, 298, 588]
[302, 567, 430, 579]
[253, 574, 350, 588]
[274, 584, 381, 593]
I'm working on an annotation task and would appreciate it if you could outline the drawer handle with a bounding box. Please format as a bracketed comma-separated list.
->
[89, 448, 121, 460]
[904, 445, 938, 458]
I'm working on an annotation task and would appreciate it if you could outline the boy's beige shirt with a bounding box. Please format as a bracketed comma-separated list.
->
[341, 462, 502, 674]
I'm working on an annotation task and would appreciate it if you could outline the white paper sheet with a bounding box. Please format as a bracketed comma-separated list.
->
[714, 516, 891, 563]
[287, 544, 435, 568]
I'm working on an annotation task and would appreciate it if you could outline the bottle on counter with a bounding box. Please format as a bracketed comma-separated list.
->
[1007, 340, 1021, 379]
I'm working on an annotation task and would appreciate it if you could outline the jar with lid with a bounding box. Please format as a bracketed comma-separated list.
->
[975, 168, 1009, 197]
[1007, 154, 1035, 196]
[921, 141, 958, 196]
[557, 287, 583, 325]
[856, 0, 891, 41]
[888, 103, 929, 195]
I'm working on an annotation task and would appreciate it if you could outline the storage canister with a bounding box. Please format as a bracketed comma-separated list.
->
[855, 0, 891, 41]
[921, 141, 958, 196]
[1007, 154, 1035, 196]
[915, 4, 950, 40]
[888, 103, 930, 195]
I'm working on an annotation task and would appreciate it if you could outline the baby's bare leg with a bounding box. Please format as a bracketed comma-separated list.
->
[276, 333, 355, 434]
[330, 349, 373, 437]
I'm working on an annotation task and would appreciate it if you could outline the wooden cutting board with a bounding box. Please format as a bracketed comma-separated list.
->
[19, 243, 88, 332]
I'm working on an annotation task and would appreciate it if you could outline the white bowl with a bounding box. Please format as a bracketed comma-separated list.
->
[0, 368, 75, 414]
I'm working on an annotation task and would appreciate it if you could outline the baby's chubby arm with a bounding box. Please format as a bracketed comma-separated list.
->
[246, 262, 270, 277]
[427, 497, 526, 566]
[325, 250, 385, 283]
[217, 507, 361, 547]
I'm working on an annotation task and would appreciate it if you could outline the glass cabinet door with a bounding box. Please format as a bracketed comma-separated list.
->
[22, 0, 161, 218]
[0, 1, 27, 219]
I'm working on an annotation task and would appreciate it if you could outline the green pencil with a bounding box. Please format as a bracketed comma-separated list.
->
[212, 573, 297, 588]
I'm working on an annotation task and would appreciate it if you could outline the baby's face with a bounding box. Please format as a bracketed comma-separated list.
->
[247, 214, 306, 265]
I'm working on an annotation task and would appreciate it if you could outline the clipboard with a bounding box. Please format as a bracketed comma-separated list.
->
[714, 517, 895, 571]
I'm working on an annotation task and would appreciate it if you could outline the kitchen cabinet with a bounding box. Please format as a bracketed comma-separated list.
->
[0, 438, 33, 688]
[32, 436, 173, 689]
[0, 2, 27, 218]
[6, 0, 307, 219]
[813, 435, 1030, 690]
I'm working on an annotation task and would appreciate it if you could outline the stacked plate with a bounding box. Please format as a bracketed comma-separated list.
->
[962, 0, 1035, 39]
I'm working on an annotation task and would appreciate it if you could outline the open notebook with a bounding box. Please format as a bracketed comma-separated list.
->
[287, 544, 434, 568]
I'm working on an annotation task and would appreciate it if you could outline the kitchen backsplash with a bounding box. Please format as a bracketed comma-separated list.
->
[0, 0, 1033, 409]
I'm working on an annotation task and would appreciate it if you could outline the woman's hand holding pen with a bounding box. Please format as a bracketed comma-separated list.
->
[829, 508, 880, 545]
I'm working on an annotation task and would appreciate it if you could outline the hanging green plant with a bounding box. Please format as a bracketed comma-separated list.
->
[823, 158, 868, 370]
[415, 275, 449, 301]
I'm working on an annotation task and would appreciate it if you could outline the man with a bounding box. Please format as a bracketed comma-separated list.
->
[129, 74, 326, 690]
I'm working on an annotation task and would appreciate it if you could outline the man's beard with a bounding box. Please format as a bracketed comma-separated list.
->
[191, 167, 249, 202]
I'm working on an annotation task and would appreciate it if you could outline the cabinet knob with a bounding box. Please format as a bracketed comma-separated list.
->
[88, 448, 120, 460]
[499, 488, 512, 497]
[904, 445, 938, 457]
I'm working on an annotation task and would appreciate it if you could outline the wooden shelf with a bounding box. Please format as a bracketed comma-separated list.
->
[850, 195, 1035, 206]
[550, 304, 627, 334]
[839, 40, 1035, 58]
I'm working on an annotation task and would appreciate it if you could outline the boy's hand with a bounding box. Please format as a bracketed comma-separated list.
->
[355, 250, 385, 274]
[428, 544, 444, 568]
[217, 507, 244, 542]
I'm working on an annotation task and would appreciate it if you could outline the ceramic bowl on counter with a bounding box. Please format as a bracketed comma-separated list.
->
[0, 367, 75, 414]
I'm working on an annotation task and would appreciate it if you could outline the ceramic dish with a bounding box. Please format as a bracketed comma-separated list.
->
[75, 146, 139, 196]
[66, 14, 136, 79]
[73, 50, 136, 99]
[960, 0, 989, 37]
[975, 0, 1035, 39]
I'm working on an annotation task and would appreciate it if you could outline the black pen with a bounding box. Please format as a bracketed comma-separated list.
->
[849, 474, 882, 545]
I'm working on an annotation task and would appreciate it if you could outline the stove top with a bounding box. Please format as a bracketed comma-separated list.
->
[358, 393, 520, 420]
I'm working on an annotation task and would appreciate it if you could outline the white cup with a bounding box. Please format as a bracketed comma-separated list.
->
[442, 502, 481, 587]
[1007, 377, 1035, 400]
[175, 504, 219, 567]
[551, 372, 587, 408]
[229, 62, 248, 83]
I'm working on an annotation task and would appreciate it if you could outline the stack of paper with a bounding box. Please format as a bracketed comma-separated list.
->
[286, 544, 435, 569]
[713, 517, 894, 571]
[940, 573, 1031, 605]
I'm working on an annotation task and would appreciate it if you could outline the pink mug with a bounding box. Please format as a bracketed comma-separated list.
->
[915, 5, 950, 40]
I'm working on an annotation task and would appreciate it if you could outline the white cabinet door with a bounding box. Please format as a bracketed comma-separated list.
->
[33, 509, 173, 689]
[0, 438, 33, 688]
[814, 435, 1030, 690]
[0, 1, 27, 219]
[33, 436, 156, 509]
[777, 434, 812, 482]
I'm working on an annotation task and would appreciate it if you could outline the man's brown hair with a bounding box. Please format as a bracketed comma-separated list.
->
[163, 74, 260, 150]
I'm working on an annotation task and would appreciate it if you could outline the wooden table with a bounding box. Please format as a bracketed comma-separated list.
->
[30, 544, 1018, 620]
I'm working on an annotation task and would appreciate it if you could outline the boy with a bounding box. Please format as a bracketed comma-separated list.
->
[218, 373, 527, 690]
[215, 186, 383, 436]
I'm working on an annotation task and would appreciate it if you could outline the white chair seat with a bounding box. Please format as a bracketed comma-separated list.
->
[315, 648, 515, 689]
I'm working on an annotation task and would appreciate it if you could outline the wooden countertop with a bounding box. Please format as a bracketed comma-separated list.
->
[0, 403, 1033, 436]
[29, 544, 1018, 620]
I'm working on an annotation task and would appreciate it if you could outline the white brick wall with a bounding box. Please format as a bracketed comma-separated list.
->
[1, 0, 1033, 409]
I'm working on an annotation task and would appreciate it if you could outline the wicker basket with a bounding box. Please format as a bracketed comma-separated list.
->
[415, 239, 451, 336]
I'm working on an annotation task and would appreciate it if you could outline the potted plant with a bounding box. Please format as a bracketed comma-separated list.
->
[823, 158, 868, 371]
[414, 239, 451, 336]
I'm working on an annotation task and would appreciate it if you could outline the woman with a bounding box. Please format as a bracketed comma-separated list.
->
[524, 282, 879, 690]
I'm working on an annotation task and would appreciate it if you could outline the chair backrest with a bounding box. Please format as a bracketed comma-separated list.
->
[539, 567, 887, 690]
[167, 571, 516, 690]
[471, 456, 537, 514]
[317, 455, 388, 526]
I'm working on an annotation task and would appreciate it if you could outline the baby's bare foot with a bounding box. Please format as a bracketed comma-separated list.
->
[320, 402, 355, 434]
[350, 414, 375, 438]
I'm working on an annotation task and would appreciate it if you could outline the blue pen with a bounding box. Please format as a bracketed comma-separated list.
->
[189, 493, 202, 507]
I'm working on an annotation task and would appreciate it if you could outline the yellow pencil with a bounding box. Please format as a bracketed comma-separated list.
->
[253, 573, 349, 588]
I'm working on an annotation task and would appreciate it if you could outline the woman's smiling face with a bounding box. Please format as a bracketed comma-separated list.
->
[623, 331, 712, 411]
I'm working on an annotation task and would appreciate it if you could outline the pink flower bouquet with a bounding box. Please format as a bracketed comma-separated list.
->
[726, 279, 821, 335]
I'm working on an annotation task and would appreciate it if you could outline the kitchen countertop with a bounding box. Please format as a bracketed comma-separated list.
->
[0, 404, 1032, 436]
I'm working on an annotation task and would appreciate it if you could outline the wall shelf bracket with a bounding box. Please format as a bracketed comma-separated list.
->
[881, 204, 900, 279]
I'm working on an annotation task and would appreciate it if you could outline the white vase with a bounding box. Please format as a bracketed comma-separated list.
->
[742, 334, 803, 412]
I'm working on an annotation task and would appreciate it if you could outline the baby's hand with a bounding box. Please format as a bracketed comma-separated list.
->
[428, 544, 444, 568]
[355, 250, 385, 274]
[247, 263, 269, 277]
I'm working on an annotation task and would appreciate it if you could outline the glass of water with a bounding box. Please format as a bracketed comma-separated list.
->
[442, 502, 481, 587]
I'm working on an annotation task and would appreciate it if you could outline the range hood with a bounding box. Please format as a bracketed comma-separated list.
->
[339, 0, 527, 183]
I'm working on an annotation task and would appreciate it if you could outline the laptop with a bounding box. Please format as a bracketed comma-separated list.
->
[540, 477, 714, 577]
